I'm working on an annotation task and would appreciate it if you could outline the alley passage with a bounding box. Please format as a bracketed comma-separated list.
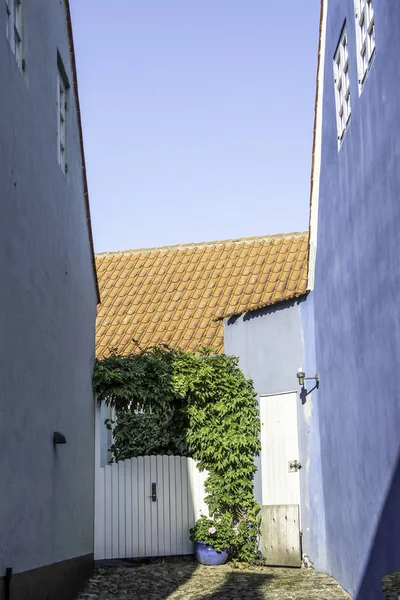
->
[77, 560, 351, 600]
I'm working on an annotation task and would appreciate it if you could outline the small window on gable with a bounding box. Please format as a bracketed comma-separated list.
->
[5, 0, 24, 72]
[333, 26, 351, 146]
[57, 56, 69, 174]
[354, 0, 375, 91]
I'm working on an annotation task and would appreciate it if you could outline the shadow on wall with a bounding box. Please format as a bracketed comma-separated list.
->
[227, 297, 306, 325]
[356, 450, 400, 600]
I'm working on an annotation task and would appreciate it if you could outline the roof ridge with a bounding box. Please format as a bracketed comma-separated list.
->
[96, 231, 308, 258]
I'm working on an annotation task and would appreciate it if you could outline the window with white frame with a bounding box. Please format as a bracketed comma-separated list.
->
[354, 0, 375, 89]
[5, 0, 23, 71]
[57, 69, 67, 173]
[333, 27, 351, 144]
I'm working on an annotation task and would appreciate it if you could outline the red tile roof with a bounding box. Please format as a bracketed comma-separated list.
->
[96, 232, 309, 357]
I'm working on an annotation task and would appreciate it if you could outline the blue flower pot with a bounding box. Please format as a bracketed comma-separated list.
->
[195, 541, 229, 565]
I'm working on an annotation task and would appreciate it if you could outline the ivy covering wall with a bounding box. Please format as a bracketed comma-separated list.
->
[93, 344, 261, 561]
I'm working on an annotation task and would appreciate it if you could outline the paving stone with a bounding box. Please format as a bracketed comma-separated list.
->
[77, 560, 351, 600]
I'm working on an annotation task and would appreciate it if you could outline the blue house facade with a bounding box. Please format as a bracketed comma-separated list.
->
[224, 296, 329, 569]
[304, 0, 400, 596]
[224, 299, 306, 509]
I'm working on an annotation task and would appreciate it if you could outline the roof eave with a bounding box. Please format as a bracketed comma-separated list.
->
[64, 0, 100, 304]
[307, 0, 327, 292]
[216, 290, 309, 321]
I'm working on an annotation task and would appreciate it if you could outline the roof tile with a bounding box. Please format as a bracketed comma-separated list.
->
[96, 232, 308, 357]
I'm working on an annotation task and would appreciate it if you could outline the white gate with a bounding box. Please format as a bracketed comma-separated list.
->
[259, 391, 302, 567]
[94, 455, 208, 560]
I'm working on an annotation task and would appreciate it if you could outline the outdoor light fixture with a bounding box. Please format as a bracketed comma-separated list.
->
[297, 367, 320, 388]
[53, 431, 67, 445]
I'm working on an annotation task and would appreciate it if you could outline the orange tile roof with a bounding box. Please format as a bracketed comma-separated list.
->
[96, 232, 309, 358]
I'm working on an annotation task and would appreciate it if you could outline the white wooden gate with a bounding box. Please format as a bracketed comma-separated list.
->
[94, 455, 208, 560]
[259, 391, 302, 567]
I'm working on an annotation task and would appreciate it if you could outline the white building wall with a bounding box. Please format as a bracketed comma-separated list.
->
[0, 0, 97, 578]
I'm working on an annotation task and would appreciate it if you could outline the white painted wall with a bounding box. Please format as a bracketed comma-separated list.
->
[0, 0, 97, 576]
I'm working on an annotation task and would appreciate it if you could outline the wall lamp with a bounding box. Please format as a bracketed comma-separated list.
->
[53, 431, 67, 445]
[297, 368, 320, 388]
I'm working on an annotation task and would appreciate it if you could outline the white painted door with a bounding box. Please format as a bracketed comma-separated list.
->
[259, 391, 301, 566]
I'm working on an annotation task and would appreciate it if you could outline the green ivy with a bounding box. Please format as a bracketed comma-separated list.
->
[106, 408, 191, 461]
[93, 344, 261, 562]
[174, 351, 262, 561]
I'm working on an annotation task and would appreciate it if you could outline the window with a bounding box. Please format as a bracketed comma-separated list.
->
[333, 27, 351, 144]
[5, 0, 23, 71]
[57, 69, 67, 173]
[355, 0, 375, 90]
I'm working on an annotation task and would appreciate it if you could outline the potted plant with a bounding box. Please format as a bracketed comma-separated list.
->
[190, 514, 235, 565]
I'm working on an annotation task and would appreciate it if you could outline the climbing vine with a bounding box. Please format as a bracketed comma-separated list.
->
[93, 344, 261, 561]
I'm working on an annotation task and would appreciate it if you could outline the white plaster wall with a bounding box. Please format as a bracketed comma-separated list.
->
[0, 1, 97, 574]
[224, 300, 305, 507]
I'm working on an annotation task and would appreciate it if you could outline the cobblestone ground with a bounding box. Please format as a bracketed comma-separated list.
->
[77, 560, 351, 600]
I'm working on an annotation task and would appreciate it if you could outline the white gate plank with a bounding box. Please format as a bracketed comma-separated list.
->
[111, 462, 119, 558]
[137, 456, 146, 557]
[118, 461, 125, 558]
[94, 404, 105, 561]
[181, 458, 190, 554]
[187, 458, 196, 530]
[150, 455, 158, 556]
[131, 458, 139, 558]
[199, 468, 209, 518]
[188, 459, 198, 553]
[144, 456, 152, 557]
[156, 456, 165, 556]
[104, 464, 112, 559]
[94, 466, 105, 560]
[175, 456, 183, 554]
[125, 459, 132, 558]
[169, 456, 177, 555]
[162, 455, 171, 556]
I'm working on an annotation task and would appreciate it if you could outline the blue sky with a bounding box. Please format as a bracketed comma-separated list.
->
[70, 1, 321, 253]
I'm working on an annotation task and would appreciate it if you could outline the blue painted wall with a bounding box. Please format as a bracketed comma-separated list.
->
[224, 297, 330, 572]
[298, 293, 328, 573]
[310, 1, 400, 597]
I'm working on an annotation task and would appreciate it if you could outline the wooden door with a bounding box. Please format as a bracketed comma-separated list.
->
[259, 392, 301, 567]
[94, 455, 208, 560]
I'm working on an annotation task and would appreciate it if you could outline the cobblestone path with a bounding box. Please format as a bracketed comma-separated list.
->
[77, 560, 351, 600]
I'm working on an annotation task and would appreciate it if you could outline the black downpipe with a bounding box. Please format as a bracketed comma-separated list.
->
[5, 568, 12, 600]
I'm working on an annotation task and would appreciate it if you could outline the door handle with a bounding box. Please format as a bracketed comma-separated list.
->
[151, 482, 157, 502]
[288, 460, 302, 472]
